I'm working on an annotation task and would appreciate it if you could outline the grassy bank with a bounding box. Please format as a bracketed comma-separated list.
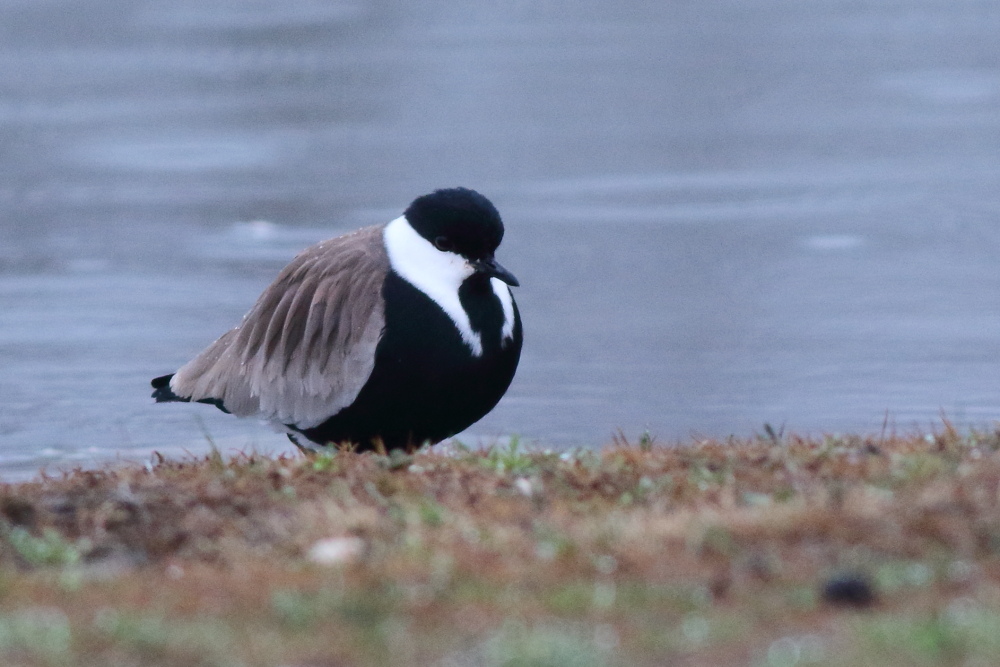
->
[1, 427, 1000, 665]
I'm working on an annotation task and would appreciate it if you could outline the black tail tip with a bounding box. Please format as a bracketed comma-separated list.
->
[151, 374, 180, 402]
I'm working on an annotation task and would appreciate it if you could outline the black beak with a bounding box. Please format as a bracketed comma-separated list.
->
[471, 256, 519, 287]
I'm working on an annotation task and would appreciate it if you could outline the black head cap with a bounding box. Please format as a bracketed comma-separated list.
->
[404, 187, 504, 261]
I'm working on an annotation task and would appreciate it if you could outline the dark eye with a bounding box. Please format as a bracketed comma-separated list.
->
[433, 236, 454, 252]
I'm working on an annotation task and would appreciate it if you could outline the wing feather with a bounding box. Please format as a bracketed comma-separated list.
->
[170, 225, 389, 427]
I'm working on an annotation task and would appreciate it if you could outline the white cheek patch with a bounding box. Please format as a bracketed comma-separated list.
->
[491, 277, 516, 345]
[384, 216, 484, 356]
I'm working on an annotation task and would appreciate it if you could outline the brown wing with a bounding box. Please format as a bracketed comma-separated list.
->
[170, 224, 389, 427]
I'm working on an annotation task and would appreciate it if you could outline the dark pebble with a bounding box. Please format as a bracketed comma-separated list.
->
[821, 572, 876, 608]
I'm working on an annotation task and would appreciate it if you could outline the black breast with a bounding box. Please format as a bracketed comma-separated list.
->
[295, 271, 522, 450]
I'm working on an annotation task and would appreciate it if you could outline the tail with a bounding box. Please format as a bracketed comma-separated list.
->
[151, 374, 185, 403]
[151, 373, 231, 414]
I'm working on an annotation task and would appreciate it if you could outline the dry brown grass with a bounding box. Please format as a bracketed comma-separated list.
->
[2, 426, 1000, 665]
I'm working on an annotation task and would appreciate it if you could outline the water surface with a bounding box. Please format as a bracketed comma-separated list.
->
[2, 0, 1000, 478]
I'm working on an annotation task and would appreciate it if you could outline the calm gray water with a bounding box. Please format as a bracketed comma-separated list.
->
[2, 0, 1000, 479]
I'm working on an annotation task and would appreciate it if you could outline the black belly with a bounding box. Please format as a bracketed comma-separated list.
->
[294, 271, 522, 451]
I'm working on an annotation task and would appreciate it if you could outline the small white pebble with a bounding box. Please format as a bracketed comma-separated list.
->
[307, 537, 365, 566]
[514, 478, 534, 497]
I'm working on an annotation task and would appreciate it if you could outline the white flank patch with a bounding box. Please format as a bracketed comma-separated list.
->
[491, 277, 517, 344]
[384, 216, 483, 356]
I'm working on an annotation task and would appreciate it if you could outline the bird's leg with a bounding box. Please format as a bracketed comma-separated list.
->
[286, 432, 311, 453]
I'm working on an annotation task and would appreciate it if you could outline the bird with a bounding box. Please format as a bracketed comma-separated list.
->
[151, 187, 522, 453]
